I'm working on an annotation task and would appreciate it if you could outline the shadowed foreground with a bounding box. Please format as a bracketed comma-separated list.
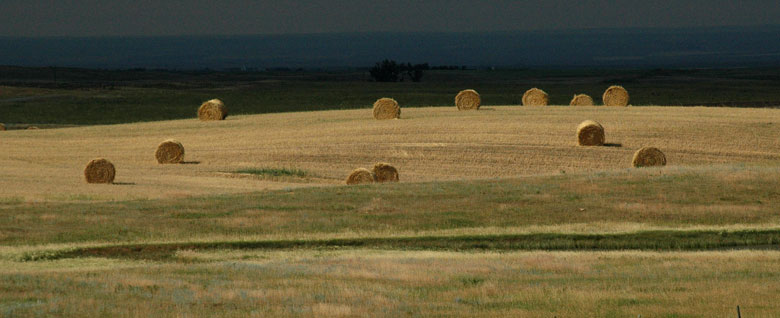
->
[2, 250, 778, 317]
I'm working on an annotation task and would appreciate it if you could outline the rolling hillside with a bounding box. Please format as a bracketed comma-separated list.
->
[2, 105, 780, 317]
[1, 105, 778, 202]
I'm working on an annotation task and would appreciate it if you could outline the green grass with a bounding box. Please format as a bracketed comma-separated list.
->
[2, 67, 780, 125]
[1, 163, 778, 246]
[2, 250, 779, 317]
[235, 167, 309, 178]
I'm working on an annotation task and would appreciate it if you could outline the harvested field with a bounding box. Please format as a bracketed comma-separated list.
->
[0, 106, 778, 201]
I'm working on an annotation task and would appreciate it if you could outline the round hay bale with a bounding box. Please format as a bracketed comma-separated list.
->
[345, 168, 375, 185]
[576, 120, 605, 146]
[455, 89, 481, 110]
[0, 123, 5, 131]
[27, 126, 39, 130]
[84, 158, 116, 184]
[373, 163, 399, 182]
[602, 86, 629, 106]
[198, 99, 227, 121]
[569, 94, 594, 106]
[372, 98, 400, 120]
[522, 88, 549, 106]
[155, 139, 185, 164]
[632, 147, 667, 167]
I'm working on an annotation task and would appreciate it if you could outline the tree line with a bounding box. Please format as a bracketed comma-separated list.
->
[369, 59, 429, 82]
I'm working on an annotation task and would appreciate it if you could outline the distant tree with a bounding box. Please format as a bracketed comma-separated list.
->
[370, 60, 427, 82]
[399, 63, 428, 82]
[369, 59, 401, 82]
[430, 65, 460, 70]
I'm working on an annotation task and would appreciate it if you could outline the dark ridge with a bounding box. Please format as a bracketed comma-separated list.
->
[21, 229, 780, 262]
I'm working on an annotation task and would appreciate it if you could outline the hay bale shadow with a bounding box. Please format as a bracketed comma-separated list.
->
[604, 143, 623, 147]
[112, 182, 136, 186]
[181, 161, 201, 165]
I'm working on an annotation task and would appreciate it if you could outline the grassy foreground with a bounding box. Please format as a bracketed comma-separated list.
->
[2, 163, 776, 317]
[2, 250, 779, 317]
[2, 163, 779, 246]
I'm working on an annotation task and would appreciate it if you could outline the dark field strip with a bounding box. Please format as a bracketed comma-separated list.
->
[4, 67, 780, 125]
[23, 229, 780, 262]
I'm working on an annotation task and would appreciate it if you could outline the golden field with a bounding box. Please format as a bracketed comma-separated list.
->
[2, 103, 780, 317]
[1, 105, 778, 202]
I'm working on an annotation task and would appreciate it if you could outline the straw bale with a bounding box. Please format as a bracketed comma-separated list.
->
[198, 99, 227, 121]
[372, 98, 400, 120]
[346, 168, 375, 185]
[576, 120, 605, 146]
[372, 163, 399, 182]
[632, 147, 667, 167]
[570, 94, 594, 106]
[155, 139, 185, 164]
[603, 86, 630, 106]
[84, 158, 116, 184]
[522, 88, 549, 106]
[455, 89, 481, 110]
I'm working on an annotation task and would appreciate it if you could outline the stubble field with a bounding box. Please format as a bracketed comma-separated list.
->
[2, 103, 780, 317]
[1, 105, 777, 201]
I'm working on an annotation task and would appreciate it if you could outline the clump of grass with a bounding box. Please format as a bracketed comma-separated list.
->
[236, 167, 309, 178]
[457, 275, 486, 286]
[0, 196, 24, 205]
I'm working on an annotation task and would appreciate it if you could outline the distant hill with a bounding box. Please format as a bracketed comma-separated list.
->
[1, 25, 780, 69]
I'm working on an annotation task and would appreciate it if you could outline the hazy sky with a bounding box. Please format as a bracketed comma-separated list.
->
[1, 0, 780, 37]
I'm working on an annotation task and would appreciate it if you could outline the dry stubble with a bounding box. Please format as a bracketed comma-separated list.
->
[0, 106, 777, 201]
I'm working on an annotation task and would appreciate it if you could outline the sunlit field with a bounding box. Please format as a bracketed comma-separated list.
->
[2, 98, 779, 317]
[3, 0, 780, 315]
[1, 106, 777, 202]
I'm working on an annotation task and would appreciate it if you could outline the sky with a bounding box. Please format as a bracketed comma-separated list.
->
[1, 0, 780, 37]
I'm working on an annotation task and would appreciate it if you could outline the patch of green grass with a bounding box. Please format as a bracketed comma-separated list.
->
[0, 196, 24, 205]
[457, 276, 487, 286]
[235, 167, 309, 178]
[2, 250, 780, 317]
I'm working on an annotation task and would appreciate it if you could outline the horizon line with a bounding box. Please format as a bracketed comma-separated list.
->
[2, 23, 779, 39]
